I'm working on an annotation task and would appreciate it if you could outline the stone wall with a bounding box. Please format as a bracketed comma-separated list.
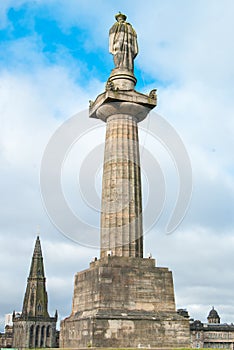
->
[61, 312, 190, 348]
[0, 326, 13, 348]
[60, 256, 190, 348]
[71, 257, 175, 315]
[13, 319, 57, 348]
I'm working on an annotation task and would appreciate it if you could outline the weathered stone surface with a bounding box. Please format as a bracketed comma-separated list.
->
[91, 94, 155, 259]
[89, 91, 156, 122]
[60, 257, 190, 348]
[109, 13, 138, 73]
[61, 315, 190, 348]
[13, 319, 57, 348]
[100, 113, 143, 258]
[0, 325, 13, 348]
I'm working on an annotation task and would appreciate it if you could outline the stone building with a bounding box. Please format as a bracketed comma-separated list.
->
[0, 325, 13, 348]
[191, 307, 234, 349]
[12, 236, 58, 348]
[60, 13, 190, 348]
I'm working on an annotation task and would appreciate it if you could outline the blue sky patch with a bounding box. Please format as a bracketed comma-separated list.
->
[0, 2, 161, 89]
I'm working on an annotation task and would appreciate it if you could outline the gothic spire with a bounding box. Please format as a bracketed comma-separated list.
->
[29, 235, 45, 278]
[21, 236, 49, 318]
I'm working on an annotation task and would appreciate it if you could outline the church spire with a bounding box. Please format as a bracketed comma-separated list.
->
[21, 236, 49, 318]
[28, 236, 45, 279]
[13, 236, 57, 348]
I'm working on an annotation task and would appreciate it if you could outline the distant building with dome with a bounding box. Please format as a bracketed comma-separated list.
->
[190, 307, 234, 349]
[207, 307, 221, 324]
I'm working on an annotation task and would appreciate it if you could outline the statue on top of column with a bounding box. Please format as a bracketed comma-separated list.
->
[109, 13, 138, 73]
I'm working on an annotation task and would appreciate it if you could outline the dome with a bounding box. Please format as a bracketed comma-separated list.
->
[207, 307, 220, 323]
[208, 307, 219, 318]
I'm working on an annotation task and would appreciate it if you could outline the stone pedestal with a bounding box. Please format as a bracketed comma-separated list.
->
[108, 68, 137, 91]
[60, 257, 190, 348]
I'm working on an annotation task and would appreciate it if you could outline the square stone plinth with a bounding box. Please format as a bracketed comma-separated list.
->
[60, 257, 190, 348]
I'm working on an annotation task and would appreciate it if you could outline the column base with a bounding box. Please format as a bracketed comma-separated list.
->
[60, 257, 190, 348]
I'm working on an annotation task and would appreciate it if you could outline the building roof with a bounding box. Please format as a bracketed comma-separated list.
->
[208, 306, 220, 319]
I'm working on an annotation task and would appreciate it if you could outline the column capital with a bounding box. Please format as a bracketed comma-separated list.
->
[89, 89, 157, 123]
[96, 101, 150, 123]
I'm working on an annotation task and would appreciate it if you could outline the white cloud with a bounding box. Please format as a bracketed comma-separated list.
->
[0, 54, 102, 328]
[134, 1, 234, 85]
[145, 227, 234, 322]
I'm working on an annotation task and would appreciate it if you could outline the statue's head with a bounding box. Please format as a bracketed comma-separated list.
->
[115, 12, 127, 23]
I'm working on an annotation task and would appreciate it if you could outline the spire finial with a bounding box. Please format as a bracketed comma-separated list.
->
[115, 12, 127, 22]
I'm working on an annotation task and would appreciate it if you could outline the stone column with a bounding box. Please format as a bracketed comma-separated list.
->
[95, 102, 150, 258]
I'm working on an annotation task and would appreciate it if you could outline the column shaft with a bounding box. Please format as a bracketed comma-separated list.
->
[100, 114, 143, 258]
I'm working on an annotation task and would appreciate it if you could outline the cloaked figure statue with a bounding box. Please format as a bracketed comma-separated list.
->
[109, 12, 138, 72]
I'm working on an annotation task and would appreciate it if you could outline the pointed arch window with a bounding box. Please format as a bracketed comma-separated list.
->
[29, 325, 34, 348]
[40, 325, 45, 347]
[35, 325, 40, 348]
[37, 302, 42, 313]
[46, 325, 51, 347]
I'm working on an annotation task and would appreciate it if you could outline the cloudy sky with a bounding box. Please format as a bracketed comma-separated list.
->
[0, 0, 234, 331]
